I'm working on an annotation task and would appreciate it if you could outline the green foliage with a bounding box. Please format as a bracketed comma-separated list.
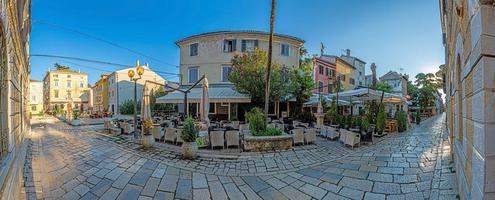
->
[346, 115, 353, 127]
[256, 127, 282, 136]
[54, 63, 69, 70]
[246, 107, 267, 135]
[361, 116, 370, 131]
[415, 111, 421, 124]
[297, 110, 315, 123]
[397, 110, 407, 132]
[72, 111, 80, 120]
[373, 81, 393, 93]
[119, 100, 141, 115]
[338, 115, 345, 127]
[229, 48, 289, 107]
[353, 116, 362, 128]
[376, 105, 387, 133]
[150, 87, 174, 111]
[54, 107, 64, 115]
[182, 117, 198, 142]
[29, 112, 32, 119]
[289, 57, 314, 112]
[326, 96, 338, 124]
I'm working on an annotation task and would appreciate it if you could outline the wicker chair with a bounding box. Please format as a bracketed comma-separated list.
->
[292, 128, 304, 146]
[319, 126, 328, 138]
[175, 129, 184, 145]
[225, 130, 240, 149]
[164, 127, 176, 143]
[343, 130, 361, 148]
[151, 126, 163, 141]
[239, 124, 249, 134]
[210, 131, 225, 150]
[305, 128, 317, 144]
[339, 129, 347, 143]
[122, 122, 134, 134]
[232, 121, 240, 129]
[327, 127, 339, 140]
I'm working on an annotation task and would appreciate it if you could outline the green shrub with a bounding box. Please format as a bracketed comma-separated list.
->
[338, 115, 345, 127]
[397, 110, 407, 132]
[361, 116, 370, 131]
[297, 110, 315, 123]
[246, 108, 267, 135]
[72, 111, 80, 120]
[254, 127, 282, 136]
[353, 116, 361, 128]
[182, 117, 198, 142]
[119, 100, 141, 115]
[415, 111, 421, 124]
[376, 105, 387, 133]
[346, 115, 352, 127]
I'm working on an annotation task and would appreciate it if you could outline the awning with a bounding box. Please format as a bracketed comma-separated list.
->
[156, 84, 251, 104]
[303, 94, 350, 107]
[328, 88, 407, 103]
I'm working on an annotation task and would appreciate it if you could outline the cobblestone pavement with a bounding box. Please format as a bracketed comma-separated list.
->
[19, 114, 458, 200]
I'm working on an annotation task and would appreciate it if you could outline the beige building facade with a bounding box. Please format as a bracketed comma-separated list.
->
[176, 31, 304, 85]
[440, 0, 495, 199]
[0, 0, 32, 198]
[43, 69, 90, 113]
[320, 55, 356, 91]
[29, 80, 43, 115]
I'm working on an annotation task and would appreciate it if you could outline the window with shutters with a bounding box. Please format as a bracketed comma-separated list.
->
[318, 65, 324, 75]
[188, 67, 199, 83]
[223, 39, 236, 53]
[241, 40, 258, 52]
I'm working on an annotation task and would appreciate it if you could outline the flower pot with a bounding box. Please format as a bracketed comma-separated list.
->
[142, 134, 155, 148]
[181, 142, 198, 159]
[71, 119, 81, 126]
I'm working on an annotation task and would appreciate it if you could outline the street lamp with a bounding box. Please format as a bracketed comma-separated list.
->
[128, 65, 145, 139]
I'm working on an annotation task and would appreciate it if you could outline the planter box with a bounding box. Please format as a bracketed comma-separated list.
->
[243, 133, 293, 152]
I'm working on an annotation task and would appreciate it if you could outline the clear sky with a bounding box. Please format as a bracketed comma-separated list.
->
[30, 0, 445, 84]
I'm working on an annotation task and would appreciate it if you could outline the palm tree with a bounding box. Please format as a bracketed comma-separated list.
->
[264, 0, 276, 119]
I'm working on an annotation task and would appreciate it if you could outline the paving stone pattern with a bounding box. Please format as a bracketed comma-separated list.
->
[19, 115, 458, 199]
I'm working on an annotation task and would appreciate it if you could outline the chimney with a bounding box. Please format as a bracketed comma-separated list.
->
[346, 49, 351, 56]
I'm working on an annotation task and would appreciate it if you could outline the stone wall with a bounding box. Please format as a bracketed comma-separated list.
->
[243, 134, 293, 152]
[0, 0, 32, 199]
[440, 0, 495, 199]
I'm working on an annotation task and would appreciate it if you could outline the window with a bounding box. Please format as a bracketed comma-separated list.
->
[80, 82, 84, 88]
[67, 75, 71, 78]
[54, 80, 59, 87]
[31, 105, 37, 111]
[188, 67, 199, 83]
[111, 90, 114, 97]
[209, 103, 216, 114]
[67, 80, 71, 87]
[241, 40, 258, 52]
[54, 90, 59, 98]
[318, 81, 324, 92]
[318, 65, 324, 75]
[223, 39, 236, 52]
[190, 43, 198, 56]
[281, 43, 290, 56]
[53, 74, 58, 78]
[340, 74, 346, 81]
[328, 84, 333, 93]
[329, 70, 335, 77]
[326, 68, 329, 76]
[359, 81, 363, 86]
[221, 65, 232, 82]
[359, 71, 362, 76]
[31, 95, 36, 101]
[350, 78, 355, 85]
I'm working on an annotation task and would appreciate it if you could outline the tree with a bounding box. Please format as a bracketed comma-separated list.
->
[414, 72, 442, 113]
[229, 48, 289, 107]
[264, 0, 276, 118]
[289, 59, 314, 113]
[54, 63, 69, 70]
[326, 96, 338, 124]
[373, 81, 393, 93]
[150, 87, 174, 111]
[119, 100, 141, 115]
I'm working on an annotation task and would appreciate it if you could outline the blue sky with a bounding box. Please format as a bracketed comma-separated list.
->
[30, 0, 444, 84]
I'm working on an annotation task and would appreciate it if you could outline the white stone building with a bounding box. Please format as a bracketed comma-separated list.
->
[0, 0, 32, 198]
[107, 65, 166, 115]
[440, 0, 495, 198]
[340, 49, 366, 87]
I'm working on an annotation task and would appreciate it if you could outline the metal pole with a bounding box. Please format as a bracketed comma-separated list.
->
[184, 92, 188, 117]
[133, 79, 138, 139]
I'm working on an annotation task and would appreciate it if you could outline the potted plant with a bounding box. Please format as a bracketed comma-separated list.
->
[376, 105, 386, 135]
[354, 116, 362, 130]
[141, 119, 155, 148]
[346, 115, 352, 129]
[397, 110, 407, 132]
[181, 117, 199, 159]
[361, 116, 370, 133]
[71, 111, 81, 126]
[415, 110, 421, 125]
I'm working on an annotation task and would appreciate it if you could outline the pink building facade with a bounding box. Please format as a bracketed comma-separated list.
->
[312, 57, 336, 95]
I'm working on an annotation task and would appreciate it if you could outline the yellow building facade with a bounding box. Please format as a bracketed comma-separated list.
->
[43, 69, 90, 113]
[92, 74, 109, 112]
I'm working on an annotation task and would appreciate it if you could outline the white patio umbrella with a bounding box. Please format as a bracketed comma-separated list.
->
[141, 86, 152, 134]
[201, 77, 210, 126]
